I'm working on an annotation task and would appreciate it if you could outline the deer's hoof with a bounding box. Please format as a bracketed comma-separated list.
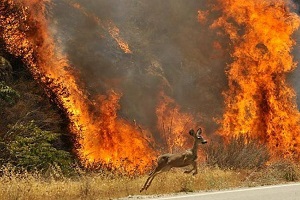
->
[193, 172, 198, 176]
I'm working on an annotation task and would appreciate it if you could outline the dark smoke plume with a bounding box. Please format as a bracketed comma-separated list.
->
[49, 0, 300, 136]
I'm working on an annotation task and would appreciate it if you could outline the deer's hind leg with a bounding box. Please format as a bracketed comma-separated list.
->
[140, 166, 162, 192]
[144, 165, 171, 191]
[140, 175, 153, 192]
[140, 164, 161, 192]
[140, 157, 170, 192]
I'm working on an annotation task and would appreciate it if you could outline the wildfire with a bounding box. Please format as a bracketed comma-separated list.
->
[210, 0, 300, 159]
[197, 10, 209, 25]
[105, 20, 133, 54]
[68, 0, 132, 54]
[156, 91, 199, 153]
[0, 0, 153, 173]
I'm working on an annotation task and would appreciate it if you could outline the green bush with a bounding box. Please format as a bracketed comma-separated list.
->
[4, 121, 73, 173]
[0, 81, 19, 105]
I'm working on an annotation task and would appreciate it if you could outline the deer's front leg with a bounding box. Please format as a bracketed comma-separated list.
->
[192, 161, 198, 175]
[184, 161, 197, 174]
[184, 166, 194, 174]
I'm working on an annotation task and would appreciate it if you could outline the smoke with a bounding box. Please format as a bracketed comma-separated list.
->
[290, 0, 300, 106]
[49, 0, 300, 139]
[3, 0, 300, 168]
[49, 0, 229, 136]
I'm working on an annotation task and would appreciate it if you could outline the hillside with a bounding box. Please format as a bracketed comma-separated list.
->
[0, 49, 74, 171]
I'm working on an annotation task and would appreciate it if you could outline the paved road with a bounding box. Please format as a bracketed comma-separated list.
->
[146, 183, 300, 200]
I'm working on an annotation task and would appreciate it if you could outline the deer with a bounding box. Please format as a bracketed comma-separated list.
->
[140, 127, 207, 192]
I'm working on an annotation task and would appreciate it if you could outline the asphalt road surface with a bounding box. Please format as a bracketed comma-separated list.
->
[140, 183, 300, 200]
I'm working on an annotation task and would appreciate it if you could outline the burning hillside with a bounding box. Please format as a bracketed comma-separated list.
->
[1, 0, 300, 174]
[0, 0, 205, 173]
[0, 0, 157, 173]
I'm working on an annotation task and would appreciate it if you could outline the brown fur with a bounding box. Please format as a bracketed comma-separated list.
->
[140, 128, 207, 192]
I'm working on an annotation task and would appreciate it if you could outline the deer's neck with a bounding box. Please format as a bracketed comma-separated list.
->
[191, 140, 199, 156]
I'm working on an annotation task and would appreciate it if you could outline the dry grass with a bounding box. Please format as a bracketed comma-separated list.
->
[0, 136, 297, 200]
[204, 135, 270, 169]
[0, 162, 299, 200]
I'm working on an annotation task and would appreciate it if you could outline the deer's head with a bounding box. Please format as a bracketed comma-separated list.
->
[189, 128, 207, 144]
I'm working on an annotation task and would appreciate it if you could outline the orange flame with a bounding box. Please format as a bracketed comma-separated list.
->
[68, 0, 132, 54]
[197, 10, 209, 25]
[210, 0, 300, 160]
[0, 0, 153, 174]
[156, 91, 199, 153]
[1, 0, 207, 173]
[105, 20, 133, 54]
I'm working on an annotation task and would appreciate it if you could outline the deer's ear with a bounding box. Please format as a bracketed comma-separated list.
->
[196, 128, 202, 135]
[189, 129, 195, 136]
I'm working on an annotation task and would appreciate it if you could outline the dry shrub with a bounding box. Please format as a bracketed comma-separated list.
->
[204, 135, 270, 169]
[133, 166, 243, 195]
[1, 163, 299, 200]
[268, 160, 299, 182]
[0, 165, 121, 200]
[243, 159, 300, 186]
[0, 164, 245, 200]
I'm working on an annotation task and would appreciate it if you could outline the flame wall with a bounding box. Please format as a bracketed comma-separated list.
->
[210, 0, 300, 159]
[50, 0, 226, 135]
[0, 0, 157, 173]
[2, 0, 300, 173]
[1, 0, 219, 173]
